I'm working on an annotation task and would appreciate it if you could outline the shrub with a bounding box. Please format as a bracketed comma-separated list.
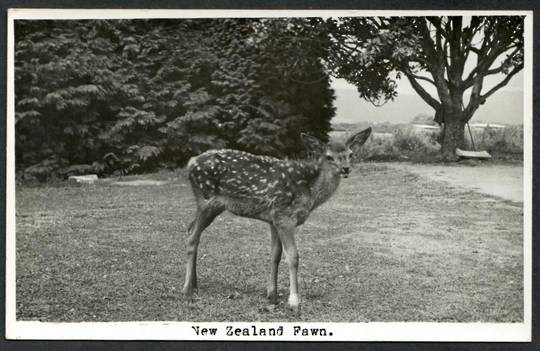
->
[353, 132, 398, 162]
[394, 126, 440, 154]
[20, 156, 67, 182]
[349, 123, 523, 163]
[349, 125, 441, 162]
[473, 125, 523, 156]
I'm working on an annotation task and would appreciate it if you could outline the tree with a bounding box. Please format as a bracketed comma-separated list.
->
[15, 20, 127, 174]
[328, 16, 524, 159]
[15, 18, 335, 178]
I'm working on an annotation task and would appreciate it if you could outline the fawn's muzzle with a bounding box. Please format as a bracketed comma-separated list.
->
[340, 167, 350, 178]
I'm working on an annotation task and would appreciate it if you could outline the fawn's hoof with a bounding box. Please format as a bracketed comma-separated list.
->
[288, 303, 301, 315]
[182, 286, 198, 302]
[266, 289, 279, 304]
[182, 292, 193, 302]
[287, 294, 301, 315]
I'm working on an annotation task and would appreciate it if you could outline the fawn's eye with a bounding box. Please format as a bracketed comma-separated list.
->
[326, 155, 334, 161]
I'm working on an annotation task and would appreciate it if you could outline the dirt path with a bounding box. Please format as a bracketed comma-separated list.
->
[386, 162, 523, 203]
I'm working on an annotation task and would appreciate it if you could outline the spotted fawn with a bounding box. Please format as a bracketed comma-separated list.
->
[182, 128, 372, 313]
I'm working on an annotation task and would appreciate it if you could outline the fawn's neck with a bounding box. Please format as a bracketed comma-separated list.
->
[311, 161, 341, 210]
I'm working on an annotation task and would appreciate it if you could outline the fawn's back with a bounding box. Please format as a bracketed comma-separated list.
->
[187, 149, 322, 223]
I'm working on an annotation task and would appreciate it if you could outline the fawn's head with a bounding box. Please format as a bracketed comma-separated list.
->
[301, 127, 372, 178]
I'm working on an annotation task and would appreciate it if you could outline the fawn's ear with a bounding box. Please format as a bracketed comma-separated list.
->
[346, 127, 372, 149]
[301, 133, 326, 155]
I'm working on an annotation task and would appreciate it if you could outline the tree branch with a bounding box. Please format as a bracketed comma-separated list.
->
[463, 74, 485, 121]
[418, 19, 438, 68]
[462, 45, 521, 89]
[484, 65, 505, 76]
[447, 17, 465, 85]
[408, 72, 436, 86]
[480, 65, 523, 101]
[469, 47, 482, 55]
[418, 18, 451, 104]
[404, 71, 440, 109]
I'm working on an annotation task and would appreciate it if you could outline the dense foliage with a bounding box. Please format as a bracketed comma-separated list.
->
[15, 19, 335, 180]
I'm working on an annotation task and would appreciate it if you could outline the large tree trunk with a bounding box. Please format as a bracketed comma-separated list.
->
[440, 113, 466, 161]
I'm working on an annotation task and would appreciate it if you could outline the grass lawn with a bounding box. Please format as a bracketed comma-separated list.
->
[15, 163, 523, 322]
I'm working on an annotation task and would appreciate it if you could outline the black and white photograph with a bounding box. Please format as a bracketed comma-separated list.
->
[5, 9, 532, 341]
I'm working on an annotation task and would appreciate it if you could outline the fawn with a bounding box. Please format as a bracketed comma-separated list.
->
[182, 128, 372, 313]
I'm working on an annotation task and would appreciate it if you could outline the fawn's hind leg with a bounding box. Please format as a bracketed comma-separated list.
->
[182, 203, 222, 297]
[266, 224, 282, 304]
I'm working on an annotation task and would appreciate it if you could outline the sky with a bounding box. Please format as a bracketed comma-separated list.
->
[331, 70, 524, 125]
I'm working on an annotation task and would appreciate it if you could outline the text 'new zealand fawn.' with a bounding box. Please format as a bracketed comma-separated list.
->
[182, 128, 372, 313]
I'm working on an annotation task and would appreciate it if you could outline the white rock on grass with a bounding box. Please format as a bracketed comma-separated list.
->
[68, 174, 98, 184]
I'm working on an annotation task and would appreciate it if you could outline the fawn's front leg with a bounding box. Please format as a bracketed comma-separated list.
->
[274, 219, 300, 313]
[267, 224, 282, 304]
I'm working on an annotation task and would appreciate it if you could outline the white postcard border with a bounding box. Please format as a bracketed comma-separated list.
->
[5, 8, 533, 342]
